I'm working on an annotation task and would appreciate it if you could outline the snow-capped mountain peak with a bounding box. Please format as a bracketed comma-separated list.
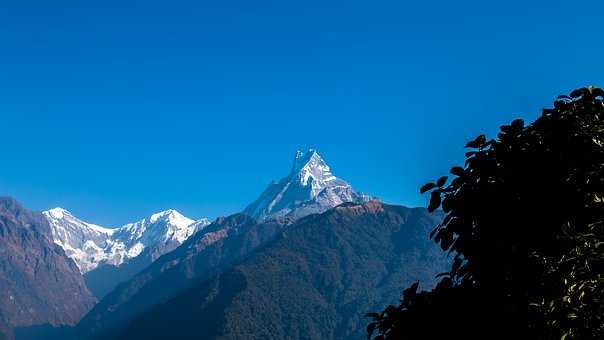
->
[149, 209, 188, 224]
[290, 149, 337, 196]
[47, 207, 67, 219]
[243, 149, 373, 221]
[45, 207, 115, 235]
[43, 208, 116, 273]
[116, 209, 196, 246]
[43, 208, 208, 273]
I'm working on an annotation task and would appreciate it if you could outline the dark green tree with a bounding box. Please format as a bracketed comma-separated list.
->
[368, 87, 604, 339]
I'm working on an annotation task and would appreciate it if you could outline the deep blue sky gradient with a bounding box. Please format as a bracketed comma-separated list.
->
[1, 0, 603, 225]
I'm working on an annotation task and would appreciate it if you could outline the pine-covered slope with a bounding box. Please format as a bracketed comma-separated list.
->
[74, 214, 285, 339]
[111, 201, 448, 340]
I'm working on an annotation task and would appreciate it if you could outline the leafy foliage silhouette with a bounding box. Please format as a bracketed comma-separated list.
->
[368, 87, 604, 339]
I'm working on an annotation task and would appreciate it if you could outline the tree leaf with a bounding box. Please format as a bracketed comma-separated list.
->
[465, 140, 478, 148]
[442, 197, 452, 213]
[570, 87, 586, 98]
[428, 191, 441, 212]
[429, 225, 440, 239]
[366, 322, 377, 338]
[592, 87, 604, 98]
[451, 257, 463, 274]
[475, 134, 486, 147]
[436, 176, 448, 187]
[420, 182, 437, 194]
[511, 119, 524, 130]
[402, 281, 420, 300]
[450, 166, 464, 176]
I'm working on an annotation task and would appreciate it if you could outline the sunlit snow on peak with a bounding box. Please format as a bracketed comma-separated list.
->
[47, 207, 68, 219]
[43, 208, 207, 273]
[244, 149, 373, 221]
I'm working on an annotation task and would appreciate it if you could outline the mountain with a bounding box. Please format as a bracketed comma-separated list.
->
[74, 214, 285, 339]
[17, 149, 446, 340]
[0, 197, 96, 340]
[43, 208, 210, 298]
[110, 210, 204, 263]
[53, 150, 443, 340]
[108, 201, 449, 340]
[42, 208, 116, 273]
[244, 149, 372, 222]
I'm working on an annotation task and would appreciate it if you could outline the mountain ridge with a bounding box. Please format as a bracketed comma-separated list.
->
[43, 208, 210, 274]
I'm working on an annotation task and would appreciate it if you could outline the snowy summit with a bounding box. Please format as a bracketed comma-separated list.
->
[43, 208, 210, 273]
[243, 149, 373, 221]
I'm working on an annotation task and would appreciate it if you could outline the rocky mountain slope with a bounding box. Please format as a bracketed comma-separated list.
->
[0, 197, 96, 339]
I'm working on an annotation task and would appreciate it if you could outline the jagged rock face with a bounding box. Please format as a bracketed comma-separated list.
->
[0, 197, 96, 339]
[244, 149, 372, 221]
[43, 208, 210, 273]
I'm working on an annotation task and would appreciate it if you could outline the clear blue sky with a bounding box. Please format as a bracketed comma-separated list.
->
[1, 0, 602, 226]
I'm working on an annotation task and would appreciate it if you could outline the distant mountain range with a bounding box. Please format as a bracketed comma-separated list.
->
[43, 208, 210, 274]
[43, 208, 210, 299]
[6, 149, 447, 340]
[43, 149, 362, 281]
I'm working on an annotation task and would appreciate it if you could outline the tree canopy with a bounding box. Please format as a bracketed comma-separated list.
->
[368, 87, 604, 339]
